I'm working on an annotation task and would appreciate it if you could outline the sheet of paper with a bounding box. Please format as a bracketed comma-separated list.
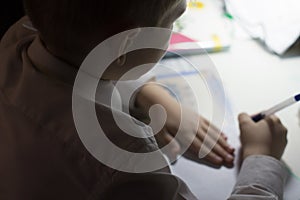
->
[174, 0, 233, 52]
[152, 57, 300, 199]
[225, 0, 300, 55]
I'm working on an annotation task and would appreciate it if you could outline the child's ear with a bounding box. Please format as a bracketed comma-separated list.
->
[117, 28, 141, 66]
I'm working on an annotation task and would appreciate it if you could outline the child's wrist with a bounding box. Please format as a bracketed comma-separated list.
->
[243, 146, 271, 160]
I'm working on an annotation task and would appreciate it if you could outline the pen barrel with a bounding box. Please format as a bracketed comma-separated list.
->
[264, 97, 296, 116]
[252, 113, 265, 122]
[252, 95, 298, 122]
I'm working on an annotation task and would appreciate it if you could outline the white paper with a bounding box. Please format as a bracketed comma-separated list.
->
[225, 0, 300, 55]
[154, 57, 300, 199]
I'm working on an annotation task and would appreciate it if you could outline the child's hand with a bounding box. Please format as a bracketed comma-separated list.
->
[159, 109, 235, 167]
[135, 83, 235, 167]
[238, 113, 288, 160]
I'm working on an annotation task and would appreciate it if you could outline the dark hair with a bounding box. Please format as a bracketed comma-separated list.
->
[23, 0, 178, 50]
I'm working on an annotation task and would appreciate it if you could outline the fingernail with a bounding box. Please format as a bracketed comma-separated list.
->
[215, 156, 223, 163]
[228, 146, 235, 151]
[226, 154, 234, 161]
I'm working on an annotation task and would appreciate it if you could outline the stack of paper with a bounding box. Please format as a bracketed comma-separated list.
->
[225, 0, 300, 55]
[169, 0, 232, 55]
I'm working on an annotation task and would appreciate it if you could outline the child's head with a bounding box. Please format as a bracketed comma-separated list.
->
[24, 0, 185, 53]
[23, 0, 186, 79]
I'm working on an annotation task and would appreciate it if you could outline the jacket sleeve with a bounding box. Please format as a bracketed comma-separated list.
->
[228, 155, 288, 200]
[98, 172, 197, 200]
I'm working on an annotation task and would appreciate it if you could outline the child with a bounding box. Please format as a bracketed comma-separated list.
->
[0, 0, 288, 199]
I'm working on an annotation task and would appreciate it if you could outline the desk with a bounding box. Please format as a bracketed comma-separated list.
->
[156, 38, 300, 199]
[209, 39, 300, 178]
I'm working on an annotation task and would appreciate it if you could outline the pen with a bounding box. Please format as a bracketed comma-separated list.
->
[252, 94, 300, 122]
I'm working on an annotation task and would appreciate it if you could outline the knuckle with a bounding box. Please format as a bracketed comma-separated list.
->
[239, 120, 251, 129]
[279, 125, 288, 134]
[282, 133, 288, 143]
[271, 115, 280, 123]
[239, 120, 248, 126]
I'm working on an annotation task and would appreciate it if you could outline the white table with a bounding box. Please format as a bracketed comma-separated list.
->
[157, 37, 300, 199]
[209, 39, 300, 178]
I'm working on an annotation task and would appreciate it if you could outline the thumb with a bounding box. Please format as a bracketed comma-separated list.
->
[238, 113, 254, 125]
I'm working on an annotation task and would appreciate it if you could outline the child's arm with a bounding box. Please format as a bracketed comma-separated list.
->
[228, 113, 288, 200]
[135, 82, 235, 167]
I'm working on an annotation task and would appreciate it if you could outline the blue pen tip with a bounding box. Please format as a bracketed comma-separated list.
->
[295, 94, 300, 101]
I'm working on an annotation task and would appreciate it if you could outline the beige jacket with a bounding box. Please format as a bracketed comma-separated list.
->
[0, 17, 287, 200]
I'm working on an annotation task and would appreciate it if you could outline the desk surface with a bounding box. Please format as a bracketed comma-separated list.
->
[208, 39, 300, 177]
[158, 37, 300, 199]
[161, 0, 300, 197]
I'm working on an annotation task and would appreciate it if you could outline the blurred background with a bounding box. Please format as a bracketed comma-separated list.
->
[0, 0, 24, 38]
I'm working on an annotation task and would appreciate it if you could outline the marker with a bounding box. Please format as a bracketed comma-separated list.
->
[165, 39, 231, 58]
[252, 94, 300, 122]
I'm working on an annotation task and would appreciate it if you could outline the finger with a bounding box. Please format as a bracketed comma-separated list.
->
[187, 136, 224, 165]
[264, 115, 280, 131]
[221, 133, 228, 141]
[265, 115, 282, 125]
[200, 134, 234, 164]
[201, 118, 230, 143]
[238, 113, 255, 125]
[265, 115, 288, 137]
[215, 134, 235, 154]
[280, 126, 288, 137]
[203, 118, 224, 135]
[198, 125, 235, 153]
[197, 142, 224, 166]
[210, 129, 234, 153]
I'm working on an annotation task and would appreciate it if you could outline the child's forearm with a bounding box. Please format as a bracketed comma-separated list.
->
[135, 82, 182, 126]
[135, 82, 235, 166]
